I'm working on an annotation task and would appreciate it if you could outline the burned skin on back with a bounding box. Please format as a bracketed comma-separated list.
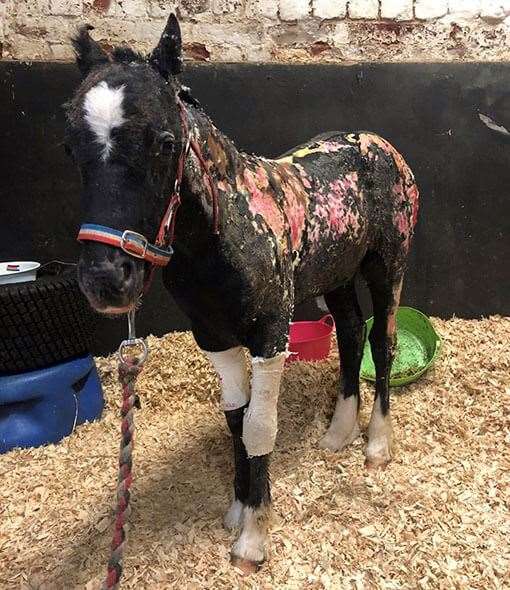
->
[208, 130, 418, 306]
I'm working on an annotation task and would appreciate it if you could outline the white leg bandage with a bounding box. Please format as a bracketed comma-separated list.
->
[242, 353, 285, 457]
[203, 347, 250, 411]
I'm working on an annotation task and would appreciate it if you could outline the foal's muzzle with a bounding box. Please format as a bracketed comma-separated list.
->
[77, 246, 144, 314]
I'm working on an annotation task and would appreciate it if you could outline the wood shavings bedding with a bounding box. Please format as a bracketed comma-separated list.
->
[0, 317, 508, 589]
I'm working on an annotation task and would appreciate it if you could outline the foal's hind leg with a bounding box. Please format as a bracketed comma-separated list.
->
[319, 282, 364, 451]
[362, 255, 403, 469]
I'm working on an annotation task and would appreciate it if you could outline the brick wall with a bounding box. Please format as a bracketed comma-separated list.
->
[1, 1, 509, 62]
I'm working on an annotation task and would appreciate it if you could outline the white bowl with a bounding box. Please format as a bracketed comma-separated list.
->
[0, 261, 41, 285]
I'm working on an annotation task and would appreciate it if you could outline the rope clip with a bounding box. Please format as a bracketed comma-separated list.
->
[118, 309, 148, 365]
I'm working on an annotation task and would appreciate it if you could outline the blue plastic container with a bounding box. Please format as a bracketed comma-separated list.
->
[0, 354, 103, 453]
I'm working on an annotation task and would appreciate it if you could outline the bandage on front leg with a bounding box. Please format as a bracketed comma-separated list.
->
[203, 347, 250, 411]
[242, 353, 285, 457]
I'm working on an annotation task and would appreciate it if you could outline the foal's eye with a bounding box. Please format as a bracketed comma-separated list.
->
[159, 131, 175, 145]
[155, 131, 175, 157]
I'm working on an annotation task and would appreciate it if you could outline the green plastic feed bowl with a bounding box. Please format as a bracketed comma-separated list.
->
[360, 307, 441, 387]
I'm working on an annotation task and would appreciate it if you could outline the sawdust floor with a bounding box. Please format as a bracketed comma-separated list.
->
[1, 317, 509, 590]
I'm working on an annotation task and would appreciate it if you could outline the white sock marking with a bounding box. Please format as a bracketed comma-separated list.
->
[319, 394, 360, 451]
[224, 498, 244, 531]
[232, 506, 268, 563]
[83, 81, 126, 161]
[366, 395, 393, 465]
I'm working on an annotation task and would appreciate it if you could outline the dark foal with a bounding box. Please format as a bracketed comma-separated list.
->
[66, 15, 419, 572]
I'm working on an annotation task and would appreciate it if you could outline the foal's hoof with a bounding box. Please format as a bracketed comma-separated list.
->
[364, 457, 391, 470]
[364, 450, 392, 471]
[365, 438, 392, 470]
[319, 423, 361, 452]
[231, 555, 264, 575]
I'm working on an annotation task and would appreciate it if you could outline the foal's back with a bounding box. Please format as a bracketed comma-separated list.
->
[262, 131, 419, 303]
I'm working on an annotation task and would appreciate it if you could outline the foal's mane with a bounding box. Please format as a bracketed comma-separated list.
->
[111, 46, 145, 65]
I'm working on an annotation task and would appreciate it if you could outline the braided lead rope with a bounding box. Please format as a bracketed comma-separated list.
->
[102, 360, 142, 590]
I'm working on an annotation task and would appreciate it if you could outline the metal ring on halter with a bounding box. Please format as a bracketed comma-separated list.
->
[118, 308, 148, 363]
[118, 337, 148, 364]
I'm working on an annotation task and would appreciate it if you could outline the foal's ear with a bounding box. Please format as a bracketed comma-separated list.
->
[72, 25, 109, 79]
[149, 13, 183, 79]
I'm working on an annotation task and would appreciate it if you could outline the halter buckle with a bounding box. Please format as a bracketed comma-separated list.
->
[120, 230, 148, 259]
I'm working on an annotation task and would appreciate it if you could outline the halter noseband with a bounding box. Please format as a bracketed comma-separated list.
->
[77, 99, 220, 283]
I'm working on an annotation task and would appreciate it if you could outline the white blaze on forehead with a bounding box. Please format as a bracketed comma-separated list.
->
[83, 81, 126, 160]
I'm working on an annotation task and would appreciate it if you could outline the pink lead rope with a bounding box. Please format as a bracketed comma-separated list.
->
[102, 311, 147, 590]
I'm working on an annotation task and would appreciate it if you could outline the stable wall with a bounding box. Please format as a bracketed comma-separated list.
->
[1, 1, 510, 63]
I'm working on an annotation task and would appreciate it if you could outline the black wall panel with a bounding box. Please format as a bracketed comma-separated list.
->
[1, 62, 508, 354]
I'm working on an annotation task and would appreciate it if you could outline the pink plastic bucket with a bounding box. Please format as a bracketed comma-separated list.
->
[287, 314, 335, 363]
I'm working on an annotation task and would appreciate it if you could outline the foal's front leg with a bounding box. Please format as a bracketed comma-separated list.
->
[232, 351, 286, 572]
[203, 347, 250, 528]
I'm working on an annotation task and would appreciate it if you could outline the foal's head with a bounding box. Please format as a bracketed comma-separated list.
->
[66, 15, 185, 314]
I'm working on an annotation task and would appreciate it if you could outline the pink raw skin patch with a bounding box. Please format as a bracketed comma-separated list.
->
[295, 164, 312, 189]
[407, 183, 419, 227]
[282, 183, 306, 251]
[316, 140, 347, 154]
[327, 173, 361, 236]
[308, 172, 362, 249]
[392, 175, 419, 252]
[241, 167, 286, 239]
[277, 168, 308, 252]
[217, 179, 229, 192]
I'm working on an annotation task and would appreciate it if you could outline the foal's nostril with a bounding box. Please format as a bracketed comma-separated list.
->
[121, 261, 133, 281]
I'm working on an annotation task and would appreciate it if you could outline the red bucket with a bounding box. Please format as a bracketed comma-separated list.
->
[287, 314, 335, 363]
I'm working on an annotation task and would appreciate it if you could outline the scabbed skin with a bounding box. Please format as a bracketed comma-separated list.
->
[165, 106, 419, 358]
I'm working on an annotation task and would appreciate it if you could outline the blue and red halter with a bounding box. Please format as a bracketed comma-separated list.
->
[77, 224, 175, 266]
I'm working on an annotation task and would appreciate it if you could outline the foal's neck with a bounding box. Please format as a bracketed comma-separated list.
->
[173, 101, 246, 249]
[186, 101, 245, 185]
